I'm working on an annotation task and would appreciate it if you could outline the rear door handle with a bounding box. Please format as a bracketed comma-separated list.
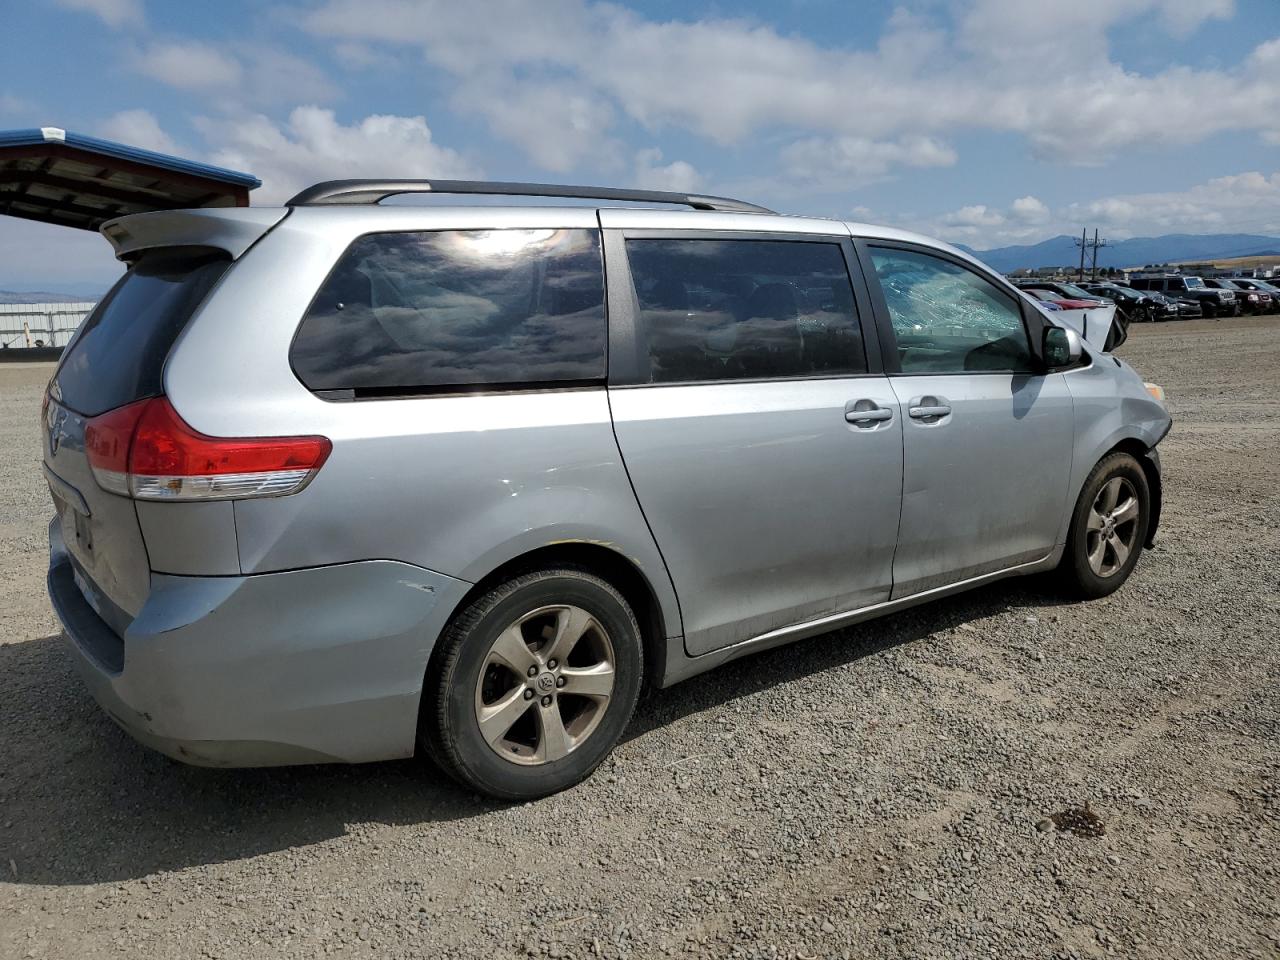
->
[845, 400, 893, 425]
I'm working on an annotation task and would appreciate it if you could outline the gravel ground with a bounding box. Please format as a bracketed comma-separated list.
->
[1, 318, 1278, 960]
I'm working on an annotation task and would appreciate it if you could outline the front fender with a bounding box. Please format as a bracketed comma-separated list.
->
[1141, 447, 1163, 547]
[1059, 357, 1171, 545]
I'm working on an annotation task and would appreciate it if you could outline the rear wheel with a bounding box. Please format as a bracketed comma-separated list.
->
[1058, 452, 1150, 599]
[420, 568, 643, 800]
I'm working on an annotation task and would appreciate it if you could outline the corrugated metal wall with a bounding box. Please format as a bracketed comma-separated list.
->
[0, 302, 95, 350]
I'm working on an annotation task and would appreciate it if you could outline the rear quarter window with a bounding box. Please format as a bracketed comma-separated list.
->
[53, 248, 230, 417]
[291, 228, 606, 395]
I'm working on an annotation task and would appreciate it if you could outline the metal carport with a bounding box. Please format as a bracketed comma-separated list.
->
[0, 126, 259, 231]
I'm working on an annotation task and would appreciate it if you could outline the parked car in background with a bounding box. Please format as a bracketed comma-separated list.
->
[1128, 275, 1238, 319]
[1020, 288, 1101, 310]
[1144, 289, 1203, 320]
[1012, 279, 1110, 307]
[43, 178, 1170, 800]
[1081, 283, 1173, 322]
[1202, 278, 1270, 315]
[1226, 278, 1280, 313]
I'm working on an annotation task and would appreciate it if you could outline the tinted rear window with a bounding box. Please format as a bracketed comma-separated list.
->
[54, 249, 230, 416]
[291, 228, 606, 395]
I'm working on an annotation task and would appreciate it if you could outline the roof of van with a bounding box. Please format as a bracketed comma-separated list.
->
[99, 187, 985, 276]
[273, 178, 979, 262]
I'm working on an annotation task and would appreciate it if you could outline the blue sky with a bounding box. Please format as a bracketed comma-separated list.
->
[2, 0, 1279, 291]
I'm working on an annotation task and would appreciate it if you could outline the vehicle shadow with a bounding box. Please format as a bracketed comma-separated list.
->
[1, 577, 1069, 886]
[629, 577, 1073, 740]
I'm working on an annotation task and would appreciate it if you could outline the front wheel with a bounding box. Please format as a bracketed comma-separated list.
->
[420, 568, 644, 800]
[1058, 452, 1150, 599]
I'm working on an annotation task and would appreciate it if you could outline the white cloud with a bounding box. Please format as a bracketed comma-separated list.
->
[633, 149, 701, 193]
[939, 205, 1007, 230]
[53, 0, 143, 28]
[924, 198, 1073, 245]
[917, 171, 1280, 247]
[301, 0, 1279, 178]
[134, 41, 242, 91]
[957, 0, 1233, 64]
[1011, 196, 1051, 223]
[1065, 171, 1280, 238]
[198, 106, 478, 203]
[453, 80, 616, 173]
[132, 43, 338, 105]
[780, 136, 957, 188]
[332, 42, 383, 70]
[0, 92, 31, 116]
[241, 48, 340, 105]
[98, 109, 180, 154]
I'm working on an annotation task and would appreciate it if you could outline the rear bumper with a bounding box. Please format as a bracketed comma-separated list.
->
[48, 520, 471, 766]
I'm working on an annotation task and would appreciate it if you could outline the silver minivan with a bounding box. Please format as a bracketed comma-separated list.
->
[44, 179, 1170, 799]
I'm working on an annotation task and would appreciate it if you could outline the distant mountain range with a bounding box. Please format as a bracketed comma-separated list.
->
[959, 233, 1280, 273]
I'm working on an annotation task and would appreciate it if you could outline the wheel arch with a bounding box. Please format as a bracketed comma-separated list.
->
[1079, 436, 1163, 548]
[1101, 437, 1162, 547]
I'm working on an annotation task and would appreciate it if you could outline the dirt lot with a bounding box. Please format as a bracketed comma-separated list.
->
[1, 318, 1277, 960]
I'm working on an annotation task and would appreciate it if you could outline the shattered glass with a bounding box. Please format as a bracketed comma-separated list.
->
[869, 249, 1035, 373]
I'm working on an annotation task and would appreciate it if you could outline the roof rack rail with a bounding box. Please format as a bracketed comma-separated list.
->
[285, 179, 774, 214]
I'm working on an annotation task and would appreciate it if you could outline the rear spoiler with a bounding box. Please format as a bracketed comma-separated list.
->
[99, 207, 288, 262]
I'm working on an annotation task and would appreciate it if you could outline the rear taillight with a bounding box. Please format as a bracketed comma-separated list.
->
[84, 397, 331, 501]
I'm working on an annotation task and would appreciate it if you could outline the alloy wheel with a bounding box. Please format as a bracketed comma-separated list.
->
[1085, 477, 1140, 577]
[473, 604, 616, 765]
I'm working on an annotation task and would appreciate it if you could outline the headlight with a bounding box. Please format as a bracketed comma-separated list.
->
[1144, 382, 1165, 402]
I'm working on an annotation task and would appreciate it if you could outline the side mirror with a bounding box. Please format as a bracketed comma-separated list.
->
[1043, 325, 1082, 368]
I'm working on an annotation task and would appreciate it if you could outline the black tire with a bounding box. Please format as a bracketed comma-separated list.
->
[420, 568, 643, 801]
[1202, 302, 1217, 320]
[1058, 452, 1150, 600]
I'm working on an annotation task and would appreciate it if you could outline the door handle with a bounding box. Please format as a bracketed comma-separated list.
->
[845, 400, 893, 425]
[907, 395, 952, 420]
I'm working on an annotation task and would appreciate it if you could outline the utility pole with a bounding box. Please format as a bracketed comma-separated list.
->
[1090, 229, 1109, 280]
[1075, 228, 1109, 281]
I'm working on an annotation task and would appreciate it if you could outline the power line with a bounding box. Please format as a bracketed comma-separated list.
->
[1074, 228, 1109, 280]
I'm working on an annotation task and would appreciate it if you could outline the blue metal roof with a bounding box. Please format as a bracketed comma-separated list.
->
[0, 127, 260, 188]
[0, 126, 260, 231]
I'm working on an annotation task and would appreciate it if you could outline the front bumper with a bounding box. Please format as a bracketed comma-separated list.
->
[1143, 445, 1164, 548]
[48, 520, 470, 766]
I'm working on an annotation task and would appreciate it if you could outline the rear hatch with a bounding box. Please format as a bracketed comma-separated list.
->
[43, 249, 231, 631]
